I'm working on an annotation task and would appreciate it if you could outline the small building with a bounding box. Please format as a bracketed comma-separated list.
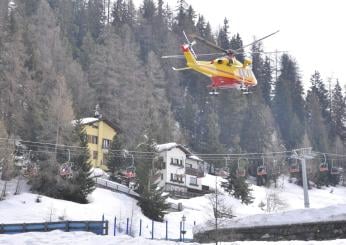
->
[155, 143, 205, 197]
[74, 115, 119, 168]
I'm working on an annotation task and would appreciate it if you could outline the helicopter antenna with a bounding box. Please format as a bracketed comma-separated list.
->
[183, 30, 197, 59]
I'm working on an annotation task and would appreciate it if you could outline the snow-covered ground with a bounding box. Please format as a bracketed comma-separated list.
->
[1, 174, 346, 244]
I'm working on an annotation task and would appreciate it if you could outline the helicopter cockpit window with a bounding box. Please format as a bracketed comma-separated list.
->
[217, 59, 223, 64]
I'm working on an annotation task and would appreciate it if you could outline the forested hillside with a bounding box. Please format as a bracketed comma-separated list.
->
[0, 0, 345, 164]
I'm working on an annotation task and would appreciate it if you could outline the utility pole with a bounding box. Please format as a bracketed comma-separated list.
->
[215, 175, 218, 245]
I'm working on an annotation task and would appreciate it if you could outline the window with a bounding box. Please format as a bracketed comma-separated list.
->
[93, 151, 98, 160]
[170, 158, 183, 166]
[170, 174, 184, 183]
[102, 139, 111, 149]
[87, 135, 98, 144]
[189, 176, 197, 186]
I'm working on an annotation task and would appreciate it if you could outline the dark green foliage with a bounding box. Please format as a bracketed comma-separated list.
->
[68, 121, 96, 203]
[305, 91, 329, 152]
[273, 54, 305, 149]
[107, 133, 127, 178]
[135, 139, 169, 221]
[32, 121, 95, 203]
[222, 164, 253, 205]
[331, 80, 345, 139]
[137, 182, 169, 221]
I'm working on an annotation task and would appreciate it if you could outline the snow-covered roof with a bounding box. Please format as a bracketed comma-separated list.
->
[187, 155, 203, 162]
[71, 117, 120, 131]
[155, 142, 179, 152]
[71, 117, 99, 126]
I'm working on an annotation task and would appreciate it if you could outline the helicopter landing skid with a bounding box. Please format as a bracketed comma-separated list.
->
[209, 90, 220, 95]
[241, 91, 252, 95]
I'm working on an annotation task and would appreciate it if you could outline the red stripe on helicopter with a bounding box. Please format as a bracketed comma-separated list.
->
[210, 76, 240, 89]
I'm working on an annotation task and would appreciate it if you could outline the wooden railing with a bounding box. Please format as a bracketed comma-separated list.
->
[185, 167, 204, 177]
[94, 178, 140, 198]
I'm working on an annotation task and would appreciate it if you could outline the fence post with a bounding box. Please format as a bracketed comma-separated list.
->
[114, 217, 116, 236]
[179, 221, 182, 241]
[65, 221, 69, 232]
[104, 220, 108, 235]
[139, 219, 142, 236]
[126, 218, 129, 235]
[166, 220, 168, 240]
[151, 220, 154, 240]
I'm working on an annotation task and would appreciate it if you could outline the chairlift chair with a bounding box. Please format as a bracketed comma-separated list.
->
[319, 153, 329, 172]
[236, 168, 246, 177]
[319, 163, 329, 172]
[59, 162, 73, 178]
[257, 166, 267, 176]
[257, 157, 267, 176]
[59, 149, 73, 178]
[23, 163, 38, 177]
[330, 160, 339, 175]
[236, 157, 248, 177]
[289, 158, 300, 173]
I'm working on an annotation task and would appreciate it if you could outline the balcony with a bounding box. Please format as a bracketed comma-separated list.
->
[185, 167, 204, 177]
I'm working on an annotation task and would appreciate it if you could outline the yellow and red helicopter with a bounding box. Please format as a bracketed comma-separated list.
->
[162, 30, 279, 95]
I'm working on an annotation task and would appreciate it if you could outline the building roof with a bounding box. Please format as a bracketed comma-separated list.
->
[72, 117, 121, 132]
[155, 142, 203, 162]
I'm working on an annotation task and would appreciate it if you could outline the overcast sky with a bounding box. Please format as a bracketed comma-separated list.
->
[134, 0, 346, 91]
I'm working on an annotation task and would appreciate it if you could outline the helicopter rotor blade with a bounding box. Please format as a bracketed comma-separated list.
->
[190, 34, 230, 54]
[248, 50, 287, 55]
[161, 52, 224, 59]
[236, 30, 280, 52]
[161, 54, 186, 59]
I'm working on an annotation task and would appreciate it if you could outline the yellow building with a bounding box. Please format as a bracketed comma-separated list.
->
[79, 117, 119, 167]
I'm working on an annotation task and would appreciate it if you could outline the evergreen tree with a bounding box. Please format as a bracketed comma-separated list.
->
[217, 18, 230, 49]
[222, 163, 253, 205]
[87, 0, 105, 40]
[68, 120, 96, 203]
[107, 133, 127, 179]
[240, 98, 271, 153]
[273, 54, 305, 149]
[135, 138, 169, 221]
[137, 181, 169, 221]
[310, 71, 329, 120]
[305, 91, 329, 152]
[331, 80, 345, 139]
[230, 33, 244, 62]
[262, 57, 273, 105]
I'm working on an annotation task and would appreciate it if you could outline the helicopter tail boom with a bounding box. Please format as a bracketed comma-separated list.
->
[181, 44, 197, 66]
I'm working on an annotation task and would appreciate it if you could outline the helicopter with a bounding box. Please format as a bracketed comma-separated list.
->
[162, 30, 279, 95]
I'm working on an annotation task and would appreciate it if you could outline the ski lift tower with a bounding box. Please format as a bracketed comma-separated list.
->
[291, 147, 315, 208]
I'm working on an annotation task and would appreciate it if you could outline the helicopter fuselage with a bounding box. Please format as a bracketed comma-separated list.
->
[182, 44, 257, 90]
